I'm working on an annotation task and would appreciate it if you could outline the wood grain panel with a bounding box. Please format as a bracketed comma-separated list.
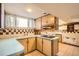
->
[28, 38, 36, 53]
[43, 39, 51, 56]
[37, 38, 43, 52]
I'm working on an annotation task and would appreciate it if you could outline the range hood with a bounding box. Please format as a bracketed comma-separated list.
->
[42, 24, 54, 29]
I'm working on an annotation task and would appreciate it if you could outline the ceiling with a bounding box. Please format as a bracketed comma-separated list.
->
[4, 3, 79, 22]
[4, 3, 46, 19]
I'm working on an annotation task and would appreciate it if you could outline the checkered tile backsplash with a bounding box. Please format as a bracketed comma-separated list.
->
[0, 28, 35, 38]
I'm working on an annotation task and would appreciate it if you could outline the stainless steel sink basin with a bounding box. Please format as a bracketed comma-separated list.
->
[41, 35, 56, 38]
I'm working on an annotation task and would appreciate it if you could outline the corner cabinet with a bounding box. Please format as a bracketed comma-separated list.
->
[17, 37, 36, 54]
[17, 37, 59, 56]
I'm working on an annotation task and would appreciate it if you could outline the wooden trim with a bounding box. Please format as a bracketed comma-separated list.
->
[61, 42, 79, 47]
[27, 38, 29, 53]
[51, 41, 53, 56]
[35, 14, 51, 20]
[42, 38, 43, 52]
[35, 37, 37, 49]
[40, 17, 42, 31]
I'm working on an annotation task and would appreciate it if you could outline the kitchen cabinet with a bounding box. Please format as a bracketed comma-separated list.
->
[17, 36, 58, 56]
[56, 34, 62, 42]
[43, 39, 58, 56]
[42, 16, 48, 26]
[28, 37, 36, 53]
[46, 15, 55, 25]
[18, 39, 28, 54]
[35, 18, 42, 30]
[37, 38, 43, 52]
[17, 37, 36, 54]
[42, 15, 55, 26]
[35, 14, 56, 30]
[43, 39, 51, 56]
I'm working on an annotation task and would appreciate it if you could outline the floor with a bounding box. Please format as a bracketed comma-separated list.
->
[25, 50, 45, 56]
[57, 43, 79, 56]
[25, 43, 79, 56]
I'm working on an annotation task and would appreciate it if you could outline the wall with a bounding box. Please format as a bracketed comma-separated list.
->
[0, 28, 34, 39]
[59, 19, 67, 31]
[1, 4, 4, 28]
[58, 18, 79, 46]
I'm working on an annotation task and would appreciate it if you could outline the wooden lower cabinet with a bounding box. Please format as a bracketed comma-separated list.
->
[28, 38, 36, 53]
[37, 38, 43, 52]
[43, 39, 51, 56]
[18, 39, 28, 54]
[43, 39, 58, 56]
[17, 37, 58, 56]
[17, 37, 36, 54]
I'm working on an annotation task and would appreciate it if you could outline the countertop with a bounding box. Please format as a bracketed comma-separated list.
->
[0, 38, 24, 56]
[0, 35, 59, 41]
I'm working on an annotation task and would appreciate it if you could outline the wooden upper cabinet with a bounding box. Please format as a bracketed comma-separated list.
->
[42, 16, 48, 26]
[47, 15, 55, 25]
[35, 17, 42, 30]
[42, 14, 55, 26]
[35, 14, 56, 30]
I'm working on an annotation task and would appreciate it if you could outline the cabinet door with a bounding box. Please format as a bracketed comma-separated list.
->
[43, 39, 51, 56]
[42, 16, 48, 26]
[37, 38, 43, 52]
[47, 15, 55, 25]
[35, 18, 42, 30]
[28, 38, 36, 52]
[18, 39, 28, 54]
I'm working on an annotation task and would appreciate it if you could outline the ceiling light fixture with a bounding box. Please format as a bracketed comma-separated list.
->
[27, 9, 32, 12]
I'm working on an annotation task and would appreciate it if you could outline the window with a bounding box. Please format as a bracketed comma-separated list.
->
[5, 15, 16, 27]
[5, 14, 35, 28]
[16, 17, 28, 27]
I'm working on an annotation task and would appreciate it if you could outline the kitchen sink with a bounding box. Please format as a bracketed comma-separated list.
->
[41, 35, 56, 38]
